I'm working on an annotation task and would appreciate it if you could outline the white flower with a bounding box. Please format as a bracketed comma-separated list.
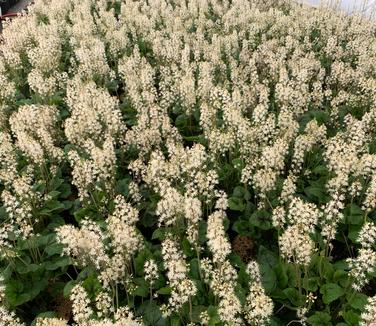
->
[279, 225, 315, 266]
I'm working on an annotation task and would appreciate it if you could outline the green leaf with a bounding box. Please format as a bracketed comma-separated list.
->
[77, 266, 96, 281]
[106, 79, 119, 92]
[321, 257, 335, 281]
[207, 305, 221, 325]
[348, 225, 362, 243]
[307, 311, 332, 326]
[305, 277, 320, 292]
[269, 317, 284, 326]
[170, 315, 181, 326]
[47, 191, 60, 199]
[304, 183, 329, 203]
[23, 278, 48, 306]
[311, 111, 330, 124]
[320, 283, 344, 304]
[6, 280, 27, 306]
[283, 287, 302, 306]
[134, 249, 152, 276]
[343, 310, 360, 325]
[151, 229, 164, 240]
[133, 278, 149, 297]
[58, 183, 72, 199]
[347, 292, 368, 310]
[198, 220, 207, 244]
[157, 287, 172, 295]
[229, 252, 244, 268]
[228, 197, 245, 211]
[232, 220, 250, 235]
[33, 183, 46, 194]
[312, 165, 329, 175]
[333, 270, 348, 287]
[47, 216, 66, 230]
[36, 233, 55, 247]
[39, 200, 66, 216]
[345, 204, 363, 225]
[45, 257, 70, 270]
[115, 178, 131, 196]
[333, 260, 349, 270]
[369, 139, 376, 153]
[190, 305, 207, 323]
[152, 228, 171, 240]
[250, 210, 272, 230]
[232, 158, 245, 171]
[73, 207, 90, 223]
[182, 237, 194, 257]
[175, 114, 189, 130]
[16, 263, 42, 274]
[82, 274, 101, 298]
[258, 246, 278, 266]
[189, 258, 201, 280]
[0, 205, 7, 219]
[141, 211, 157, 227]
[63, 280, 78, 297]
[274, 263, 289, 288]
[138, 301, 166, 326]
[1, 264, 12, 281]
[257, 246, 277, 293]
[223, 217, 230, 231]
[234, 283, 247, 305]
[45, 243, 63, 256]
[232, 186, 251, 200]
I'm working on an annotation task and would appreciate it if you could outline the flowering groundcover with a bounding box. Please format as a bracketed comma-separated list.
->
[0, 0, 376, 325]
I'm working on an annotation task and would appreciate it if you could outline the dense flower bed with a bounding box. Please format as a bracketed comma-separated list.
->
[0, 0, 376, 325]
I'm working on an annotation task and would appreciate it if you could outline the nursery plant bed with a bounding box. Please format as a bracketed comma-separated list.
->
[1, 0, 376, 325]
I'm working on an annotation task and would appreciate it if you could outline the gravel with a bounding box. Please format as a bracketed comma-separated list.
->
[9, 0, 33, 13]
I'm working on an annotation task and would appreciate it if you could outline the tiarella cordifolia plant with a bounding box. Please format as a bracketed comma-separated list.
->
[1, 0, 376, 325]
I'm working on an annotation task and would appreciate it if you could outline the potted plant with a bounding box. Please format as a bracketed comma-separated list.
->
[0, 0, 11, 14]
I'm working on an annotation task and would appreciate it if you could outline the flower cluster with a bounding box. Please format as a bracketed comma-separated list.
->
[347, 222, 376, 291]
[161, 236, 197, 317]
[360, 295, 376, 326]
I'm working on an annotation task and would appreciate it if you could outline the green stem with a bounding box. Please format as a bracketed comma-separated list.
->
[115, 282, 119, 310]
[196, 247, 203, 281]
[189, 297, 193, 323]
[294, 261, 302, 297]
